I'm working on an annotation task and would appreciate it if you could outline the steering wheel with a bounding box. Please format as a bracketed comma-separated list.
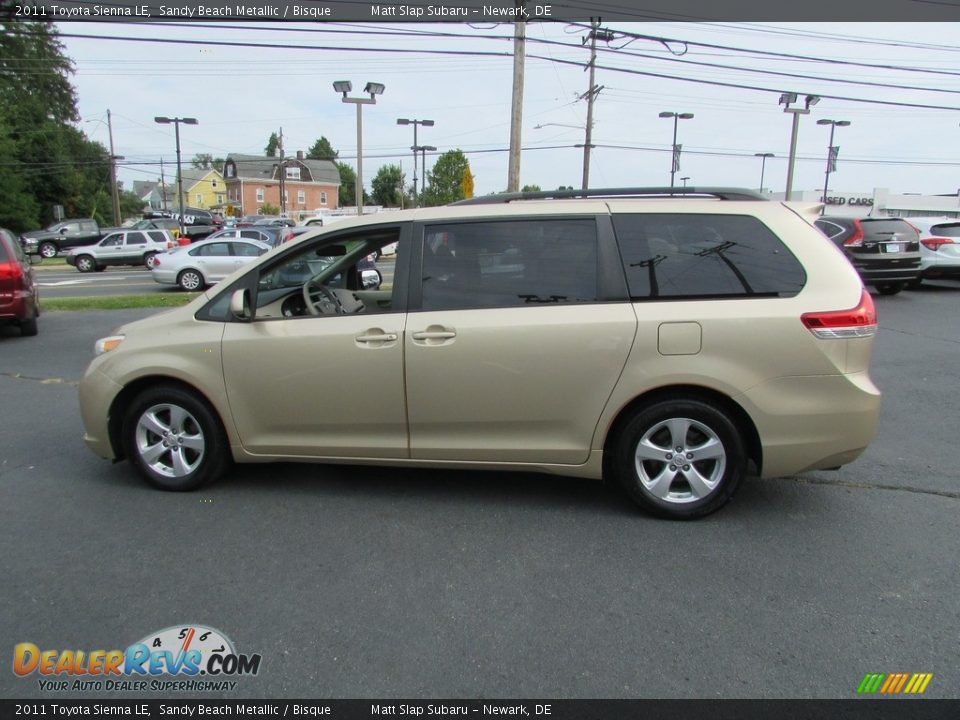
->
[303, 275, 344, 316]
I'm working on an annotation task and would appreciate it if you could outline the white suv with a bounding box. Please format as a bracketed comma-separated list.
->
[79, 188, 881, 519]
[66, 229, 174, 272]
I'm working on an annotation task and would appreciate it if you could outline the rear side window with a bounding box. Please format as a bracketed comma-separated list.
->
[126, 232, 147, 245]
[612, 214, 806, 300]
[147, 231, 167, 243]
[191, 242, 231, 257]
[420, 219, 598, 311]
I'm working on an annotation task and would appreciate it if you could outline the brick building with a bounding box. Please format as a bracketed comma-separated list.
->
[223, 152, 341, 217]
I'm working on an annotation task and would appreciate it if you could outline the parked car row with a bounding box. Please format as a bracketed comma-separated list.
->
[813, 215, 960, 294]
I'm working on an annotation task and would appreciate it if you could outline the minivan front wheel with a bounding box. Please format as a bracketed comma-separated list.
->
[612, 399, 746, 519]
[122, 385, 230, 491]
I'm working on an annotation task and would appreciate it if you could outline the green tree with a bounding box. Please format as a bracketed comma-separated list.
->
[260, 202, 279, 216]
[307, 136, 338, 161]
[371, 164, 407, 207]
[421, 150, 471, 207]
[521, 184, 541, 193]
[0, 23, 112, 229]
[265, 132, 280, 157]
[191, 153, 224, 171]
[119, 189, 146, 220]
[335, 162, 370, 208]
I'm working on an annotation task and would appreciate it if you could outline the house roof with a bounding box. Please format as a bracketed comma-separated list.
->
[179, 167, 224, 191]
[132, 181, 159, 199]
[226, 153, 340, 185]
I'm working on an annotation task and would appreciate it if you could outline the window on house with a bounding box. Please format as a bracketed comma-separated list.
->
[226, 165, 235, 178]
[297, 191, 305, 205]
[285, 167, 301, 180]
[320, 192, 328, 206]
[195, 194, 202, 205]
[256, 189, 264, 202]
[217, 194, 225, 204]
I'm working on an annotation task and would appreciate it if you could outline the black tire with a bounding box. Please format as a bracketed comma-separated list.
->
[875, 282, 903, 296]
[95, 265, 107, 272]
[610, 399, 746, 520]
[178, 269, 204, 291]
[39, 241, 58, 259]
[19, 312, 38, 337]
[906, 279, 922, 290]
[121, 384, 231, 491]
[75, 254, 96, 273]
[144, 252, 158, 269]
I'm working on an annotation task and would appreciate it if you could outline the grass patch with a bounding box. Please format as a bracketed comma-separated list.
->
[43, 293, 199, 312]
[31, 257, 70, 270]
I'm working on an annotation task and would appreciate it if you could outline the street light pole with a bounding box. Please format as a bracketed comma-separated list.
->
[154, 116, 198, 238]
[754, 152, 774, 193]
[397, 118, 434, 207]
[681, 176, 690, 188]
[335, 81, 384, 217]
[817, 119, 851, 213]
[658, 111, 694, 190]
[87, 112, 125, 226]
[780, 93, 820, 201]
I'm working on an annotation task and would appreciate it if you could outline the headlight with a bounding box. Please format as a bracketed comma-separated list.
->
[94, 335, 125, 355]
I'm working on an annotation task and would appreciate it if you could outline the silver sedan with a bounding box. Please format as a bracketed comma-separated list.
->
[151, 238, 271, 291]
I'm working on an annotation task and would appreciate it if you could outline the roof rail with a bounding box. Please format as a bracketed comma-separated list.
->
[451, 187, 768, 206]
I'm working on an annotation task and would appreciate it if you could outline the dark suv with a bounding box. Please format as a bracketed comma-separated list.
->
[814, 216, 921, 295]
[0, 228, 39, 336]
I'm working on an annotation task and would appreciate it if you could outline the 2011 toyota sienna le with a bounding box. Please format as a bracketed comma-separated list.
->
[79, 188, 881, 519]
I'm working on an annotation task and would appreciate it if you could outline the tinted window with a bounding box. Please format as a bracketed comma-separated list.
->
[191, 242, 231, 257]
[931, 223, 960, 238]
[859, 219, 917, 240]
[126, 232, 147, 245]
[147, 231, 168, 243]
[814, 220, 846, 240]
[612, 214, 806, 300]
[420, 219, 598, 311]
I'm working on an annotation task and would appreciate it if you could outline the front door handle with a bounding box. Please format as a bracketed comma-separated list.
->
[411, 330, 456, 340]
[411, 325, 457, 346]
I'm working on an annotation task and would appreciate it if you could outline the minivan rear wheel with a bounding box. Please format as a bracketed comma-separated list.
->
[122, 384, 230, 491]
[612, 399, 746, 519]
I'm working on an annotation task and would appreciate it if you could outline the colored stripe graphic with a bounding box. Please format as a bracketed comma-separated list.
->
[858, 672, 932, 695]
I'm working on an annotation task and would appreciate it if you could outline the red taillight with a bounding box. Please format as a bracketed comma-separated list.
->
[0, 262, 23, 284]
[920, 237, 954, 251]
[801, 289, 877, 339]
[844, 219, 865, 247]
[152, 258, 160, 267]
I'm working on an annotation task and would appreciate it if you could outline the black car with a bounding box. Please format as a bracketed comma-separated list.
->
[814, 216, 921, 295]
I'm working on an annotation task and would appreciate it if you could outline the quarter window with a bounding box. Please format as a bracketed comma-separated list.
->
[419, 219, 598, 311]
[612, 214, 806, 300]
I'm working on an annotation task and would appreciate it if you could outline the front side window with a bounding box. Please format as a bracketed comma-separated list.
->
[612, 214, 806, 300]
[419, 219, 598, 311]
[100, 233, 122, 247]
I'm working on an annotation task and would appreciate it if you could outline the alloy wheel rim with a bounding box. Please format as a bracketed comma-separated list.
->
[634, 417, 726, 504]
[135, 403, 205, 478]
[181, 272, 200, 290]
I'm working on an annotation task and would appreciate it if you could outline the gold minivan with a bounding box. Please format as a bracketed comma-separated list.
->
[79, 189, 881, 519]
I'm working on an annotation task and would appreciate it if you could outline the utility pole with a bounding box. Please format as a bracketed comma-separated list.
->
[106, 110, 123, 225]
[579, 21, 610, 190]
[277, 126, 286, 216]
[507, 7, 525, 193]
[159, 158, 167, 211]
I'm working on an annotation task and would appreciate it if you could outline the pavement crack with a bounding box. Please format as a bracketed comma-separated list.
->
[778, 475, 960, 501]
[0, 371, 79, 388]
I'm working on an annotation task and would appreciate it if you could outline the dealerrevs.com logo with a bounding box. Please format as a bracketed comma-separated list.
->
[13, 625, 261, 692]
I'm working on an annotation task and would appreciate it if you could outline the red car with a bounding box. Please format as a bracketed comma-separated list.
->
[0, 228, 39, 336]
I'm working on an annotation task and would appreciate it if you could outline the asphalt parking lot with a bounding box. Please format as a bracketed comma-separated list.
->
[1, 283, 958, 700]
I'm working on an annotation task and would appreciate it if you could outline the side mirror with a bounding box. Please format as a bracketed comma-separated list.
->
[229, 289, 252, 322]
[360, 269, 382, 290]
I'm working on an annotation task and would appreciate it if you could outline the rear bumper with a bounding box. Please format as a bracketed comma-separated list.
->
[739, 371, 881, 478]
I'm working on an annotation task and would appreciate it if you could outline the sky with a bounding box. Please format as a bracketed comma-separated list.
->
[53, 20, 960, 203]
